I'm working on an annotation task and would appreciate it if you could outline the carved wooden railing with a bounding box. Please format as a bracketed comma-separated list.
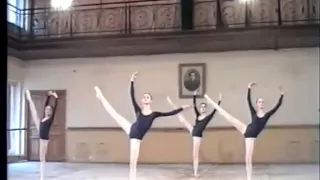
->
[7, 0, 320, 41]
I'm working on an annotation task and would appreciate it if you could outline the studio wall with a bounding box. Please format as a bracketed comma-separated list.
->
[24, 48, 319, 128]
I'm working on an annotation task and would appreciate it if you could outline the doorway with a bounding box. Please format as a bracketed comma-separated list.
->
[25, 90, 67, 161]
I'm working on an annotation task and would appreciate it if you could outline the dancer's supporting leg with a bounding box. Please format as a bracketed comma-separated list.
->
[39, 139, 48, 180]
[245, 138, 255, 180]
[167, 96, 201, 176]
[95, 86, 140, 180]
[204, 95, 254, 180]
[192, 137, 201, 177]
[130, 139, 141, 180]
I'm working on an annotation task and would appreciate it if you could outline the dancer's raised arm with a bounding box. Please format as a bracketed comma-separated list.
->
[155, 104, 190, 117]
[25, 90, 40, 130]
[167, 96, 193, 132]
[267, 86, 284, 116]
[247, 82, 256, 114]
[193, 91, 200, 117]
[47, 91, 59, 125]
[130, 72, 141, 116]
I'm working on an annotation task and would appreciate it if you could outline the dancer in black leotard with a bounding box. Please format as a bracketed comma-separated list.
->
[94, 72, 191, 180]
[25, 90, 58, 180]
[204, 82, 284, 180]
[167, 91, 222, 177]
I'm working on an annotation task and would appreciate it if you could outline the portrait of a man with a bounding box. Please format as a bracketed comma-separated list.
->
[184, 69, 201, 92]
[179, 63, 206, 98]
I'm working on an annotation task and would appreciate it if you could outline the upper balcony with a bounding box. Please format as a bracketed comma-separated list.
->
[7, 0, 320, 60]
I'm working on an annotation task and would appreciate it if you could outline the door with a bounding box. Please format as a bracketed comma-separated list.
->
[26, 90, 66, 161]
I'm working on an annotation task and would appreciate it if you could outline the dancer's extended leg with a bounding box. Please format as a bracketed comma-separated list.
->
[245, 138, 255, 180]
[95, 86, 132, 134]
[178, 114, 193, 134]
[166, 96, 193, 133]
[39, 139, 49, 180]
[192, 137, 201, 177]
[25, 90, 40, 130]
[130, 139, 141, 180]
[205, 96, 247, 134]
[217, 109, 246, 134]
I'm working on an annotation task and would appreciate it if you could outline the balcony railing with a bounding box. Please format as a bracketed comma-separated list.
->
[7, 0, 320, 41]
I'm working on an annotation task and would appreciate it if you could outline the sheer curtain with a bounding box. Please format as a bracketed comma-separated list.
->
[7, 82, 24, 156]
[7, 84, 11, 152]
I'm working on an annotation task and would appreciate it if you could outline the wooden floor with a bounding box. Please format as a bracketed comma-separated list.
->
[8, 162, 319, 180]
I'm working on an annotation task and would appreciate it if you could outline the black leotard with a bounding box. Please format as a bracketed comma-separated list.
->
[39, 95, 58, 140]
[191, 95, 221, 137]
[128, 81, 183, 140]
[244, 88, 283, 138]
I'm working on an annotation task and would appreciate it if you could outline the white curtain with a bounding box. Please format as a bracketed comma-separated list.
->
[7, 84, 11, 152]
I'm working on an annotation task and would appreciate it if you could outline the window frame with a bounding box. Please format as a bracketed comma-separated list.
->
[7, 0, 29, 29]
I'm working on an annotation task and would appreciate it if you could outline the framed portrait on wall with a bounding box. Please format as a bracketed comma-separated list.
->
[178, 63, 206, 98]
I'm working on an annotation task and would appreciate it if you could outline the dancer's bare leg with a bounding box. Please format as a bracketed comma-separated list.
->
[206, 95, 255, 179]
[193, 137, 201, 177]
[179, 114, 193, 134]
[39, 139, 49, 180]
[166, 96, 193, 133]
[205, 95, 247, 134]
[130, 139, 141, 180]
[95, 86, 132, 134]
[25, 90, 40, 130]
[245, 138, 255, 180]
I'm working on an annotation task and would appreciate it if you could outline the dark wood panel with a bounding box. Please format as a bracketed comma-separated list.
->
[8, 25, 320, 60]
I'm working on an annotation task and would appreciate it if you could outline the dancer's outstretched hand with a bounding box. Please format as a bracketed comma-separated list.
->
[219, 92, 222, 101]
[279, 86, 284, 95]
[130, 72, 138, 82]
[193, 90, 199, 96]
[94, 86, 103, 100]
[48, 91, 54, 96]
[248, 82, 256, 88]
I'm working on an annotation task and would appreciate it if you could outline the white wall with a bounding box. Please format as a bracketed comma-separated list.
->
[23, 48, 320, 128]
[8, 56, 26, 82]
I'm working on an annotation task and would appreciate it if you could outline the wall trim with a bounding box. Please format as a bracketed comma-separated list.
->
[66, 161, 319, 165]
[67, 124, 319, 131]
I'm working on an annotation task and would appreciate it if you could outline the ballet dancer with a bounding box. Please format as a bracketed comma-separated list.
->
[94, 72, 191, 180]
[166, 91, 222, 177]
[204, 82, 284, 180]
[25, 90, 58, 180]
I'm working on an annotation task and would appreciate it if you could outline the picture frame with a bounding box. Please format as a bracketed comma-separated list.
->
[178, 63, 206, 98]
